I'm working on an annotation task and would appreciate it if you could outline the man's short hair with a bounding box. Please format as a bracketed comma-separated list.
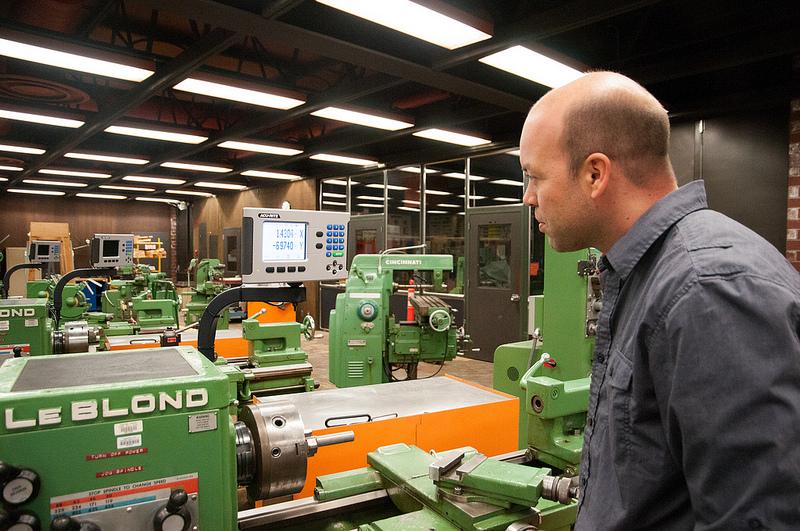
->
[561, 89, 670, 186]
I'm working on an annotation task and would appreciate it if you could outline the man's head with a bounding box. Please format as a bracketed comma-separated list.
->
[520, 71, 677, 252]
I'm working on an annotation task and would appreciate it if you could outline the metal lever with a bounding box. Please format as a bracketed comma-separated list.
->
[306, 431, 355, 457]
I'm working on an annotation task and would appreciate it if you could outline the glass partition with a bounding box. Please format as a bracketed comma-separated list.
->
[350, 171, 385, 215]
[424, 159, 466, 293]
[468, 150, 524, 208]
[320, 177, 348, 211]
[386, 167, 421, 252]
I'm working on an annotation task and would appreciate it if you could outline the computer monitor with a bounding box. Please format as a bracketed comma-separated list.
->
[90, 234, 134, 268]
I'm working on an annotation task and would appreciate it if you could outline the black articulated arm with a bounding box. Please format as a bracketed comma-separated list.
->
[196, 285, 306, 362]
[53, 267, 115, 325]
[2, 263, 46, 298]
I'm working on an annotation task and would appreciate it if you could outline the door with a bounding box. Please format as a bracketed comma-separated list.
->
[346, 214, 385, 268]
[465, 205, 529, 361]
[223, 227, 240, 275]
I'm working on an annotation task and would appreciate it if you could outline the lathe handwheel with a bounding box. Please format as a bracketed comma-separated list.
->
[302, 315, 316, 340]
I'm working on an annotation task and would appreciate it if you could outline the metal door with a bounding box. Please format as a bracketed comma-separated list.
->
[223, 227, 240, 275]
[346, 214, 385, 268]
[465, 205, 529, 361]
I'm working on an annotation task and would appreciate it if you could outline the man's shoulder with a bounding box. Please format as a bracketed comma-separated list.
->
[664, 209, 800, 288]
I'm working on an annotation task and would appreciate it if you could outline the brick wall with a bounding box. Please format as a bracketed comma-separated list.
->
[787, 55, 800, 271]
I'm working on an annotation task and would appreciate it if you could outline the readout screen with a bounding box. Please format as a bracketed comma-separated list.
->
[102, 239, 119, 257]
[262, 221, 306, 261]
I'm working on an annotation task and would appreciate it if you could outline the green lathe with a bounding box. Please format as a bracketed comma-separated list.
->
[328, 253, 459, 387]
[184, 258, 228, 329]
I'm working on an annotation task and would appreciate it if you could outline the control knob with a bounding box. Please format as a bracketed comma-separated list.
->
[0, 462, 40, 507]
[51, 516, 101, 530]
[153, 489, 191, 531]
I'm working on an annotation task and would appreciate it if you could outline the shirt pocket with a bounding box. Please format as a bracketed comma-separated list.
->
[607, 349, 634, 461]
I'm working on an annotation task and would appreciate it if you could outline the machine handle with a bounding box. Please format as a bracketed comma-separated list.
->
[313, 431, 355, 447]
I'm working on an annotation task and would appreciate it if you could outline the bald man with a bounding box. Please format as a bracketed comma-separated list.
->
[520, 72, 800, 529]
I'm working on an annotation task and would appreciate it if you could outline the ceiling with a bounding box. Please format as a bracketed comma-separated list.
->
[0, 0, 797, 202]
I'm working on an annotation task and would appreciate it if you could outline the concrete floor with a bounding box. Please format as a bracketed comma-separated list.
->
[302, 329, 495, 390]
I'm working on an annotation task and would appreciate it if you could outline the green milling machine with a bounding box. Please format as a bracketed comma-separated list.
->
[184, 258, 229, 329]
[0, 210, 594, 530]
[328, 253, 460, 387]
[99, 263, 180, 335]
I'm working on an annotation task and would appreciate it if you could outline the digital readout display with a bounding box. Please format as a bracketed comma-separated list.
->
[262, 221, 306, 261]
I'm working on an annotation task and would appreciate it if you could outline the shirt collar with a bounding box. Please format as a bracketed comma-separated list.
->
[602, 180, 708, 279]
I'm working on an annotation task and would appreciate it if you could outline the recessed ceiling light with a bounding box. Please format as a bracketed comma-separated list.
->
[397, 206, 420, 212]
[105, 125, 207, 144]
[424, 189, 450, 195]
[324, 179, 348, 186]
[241, 170, 302, 181]
[427, 210, 448, 214]
[8, 188, 65, 196]
[218, 140, 302, 156]
[173, 78, 304, 110]
[311, 153, 379, 166]
[166, 189, 215, 197]
[479, 46, 583, 88]
[135, 197, 181, 204]
[0, 143, 45, 155]
[323, 192, 346, 198]
[124, 175, 186, 185]
[0, 177, 6, 182]
[76, 193, 127, 200]
[366, 183, 407, 190]
[413, 128, 490, 146]
[506, 149, 520, 157]
[23, 179, 86, 188]
[396, 166, 440, 174]
[194, 181, 248, 190]
[101, 184, 155, 192]
[357, 203, 383, 208]
[0, 37, 153, 82]
[0, 108, 84, 128]
[436, 203, 462, 208]
[356, 195, 383, 201]
[39, 169, 110, 179]
[442, 172, 487, 181]
[323, 200, 346, 206]
[311, 106, 413, 131]
[458, 194, 487, 199]
[492, 179, 523, 186]
[0, 165, 23, 171]
[495, 197, 521, 202]
[65, 152, 149, 165]
[161, 162, 231, 173]
[316, 0, 491, 50]
[402, 199, 420, 205]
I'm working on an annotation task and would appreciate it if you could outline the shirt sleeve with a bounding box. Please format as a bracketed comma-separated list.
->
[651, 273, 800, 530]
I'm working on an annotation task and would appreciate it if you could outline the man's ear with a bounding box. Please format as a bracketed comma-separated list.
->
[582, 153, 612, 199]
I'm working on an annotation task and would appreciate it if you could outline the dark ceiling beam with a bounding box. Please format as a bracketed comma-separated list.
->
[131, 0, 531, 112]
[431, 0, 664, 71]
[260, 0, 305, 19]
[79, 0, 120, 37]
[7, 27, 239, 187]
[629, 26, 800, 85]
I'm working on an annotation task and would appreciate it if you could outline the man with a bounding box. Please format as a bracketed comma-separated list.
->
[520, 71, 800, 529]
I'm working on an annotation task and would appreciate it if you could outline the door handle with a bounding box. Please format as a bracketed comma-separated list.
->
[510, 294, 520, 302]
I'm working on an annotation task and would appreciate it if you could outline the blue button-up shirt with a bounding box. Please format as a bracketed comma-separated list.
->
[576, 180, 800, 530]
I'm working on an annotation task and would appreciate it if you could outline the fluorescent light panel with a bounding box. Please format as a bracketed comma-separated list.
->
[161, 162, 231, 173]
[324, 179, 348, 186]
[0, 109, 83, 128]
[311, 153, 378, 166]
[105, 125, 206, 144]
[437, 203, 461, 208]
[135, 197, 180, 204]
[40, 168, 110, 179]
[316, 0, 491, 50]
[0, 177, 6, 182]
[218, 140, 302, 156]
[0, 143, 45, 155]
[323, 192, 346, 198]
[101, 184, 154, 192]
[495, 197, 521, 202]
[356, 195, 383, 201]
[194, 181, 247, 190]
[506, 149, 520, 157]
[8, 188, 65, 196]
[166, 190, 215, 197]
[241, 170, 301, 181]
[173, 78, 304, 110]
[458, 194, 486, 199]
[23, 179, 86, 188]
[428, 210, 448, 214]
[443, 172, 487, 181]
[76, 193, 126, 200]
[397, 206, 420, 212]
[323, 200, 346, 206]
[492, 179, 523, 186]
[424, 189, 450, 195]
[311, 107, 412, 131]
[0, 165, 23, 171]
[413, 128, 490, 146]
[356, 203, 383, 208]
[479, 45, 583, 89]
[402, 199, 420, 205]
[366, 183, 407, 191]
[65, 152, 148, 165]
[124, 175, 186, 185]
[0, 37, 153, 82]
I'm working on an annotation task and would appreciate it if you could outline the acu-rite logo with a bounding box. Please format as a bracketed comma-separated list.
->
[258, 213, 281, 219]
[0, 308, 35, 318]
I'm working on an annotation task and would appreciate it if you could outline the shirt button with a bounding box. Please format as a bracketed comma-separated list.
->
[596, 353, 605, 364]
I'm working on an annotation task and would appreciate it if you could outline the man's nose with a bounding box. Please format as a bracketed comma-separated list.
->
[523, 185, 538, 207]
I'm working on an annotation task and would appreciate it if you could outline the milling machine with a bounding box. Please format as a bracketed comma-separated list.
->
[184, 258, 228, 329]
[328, 253, 459, 387]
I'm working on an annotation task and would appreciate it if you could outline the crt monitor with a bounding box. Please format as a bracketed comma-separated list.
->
[90, 234, 134, 268]
[242, 208, 350, 284]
